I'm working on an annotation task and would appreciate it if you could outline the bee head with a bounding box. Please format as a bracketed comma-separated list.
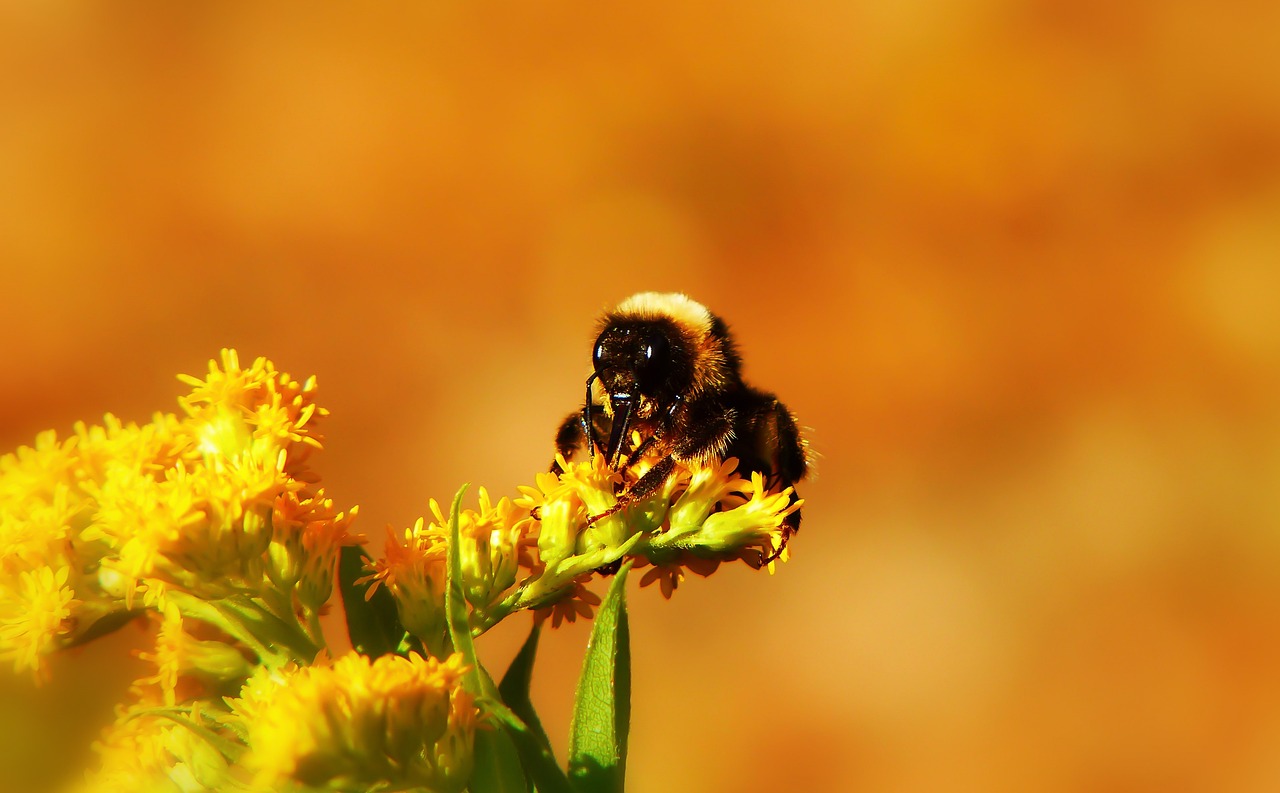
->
[585, 293, 739, 466]
[592, 320, 684, 404]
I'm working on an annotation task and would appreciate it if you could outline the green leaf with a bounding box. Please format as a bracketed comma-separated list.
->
[487, 707, 575, 793]
[446, 485, 574, 793]
[338, 545, 405, 658]
[64, 608, 144, 648]
[568, 563, 633, 793]
[471, 726, 529, 793]
[499, 621, 553, 753]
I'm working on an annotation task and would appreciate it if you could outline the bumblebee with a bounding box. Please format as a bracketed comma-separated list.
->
[554, 292, 808, 538]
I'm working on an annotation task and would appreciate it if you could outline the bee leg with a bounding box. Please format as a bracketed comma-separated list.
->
[595, 559, 623, 576]
[622, 432, 659, 469]
[620, 395, 680, 469]
[584, 455, 677, 526]
[759, 487, 801, 563]
[770, 399, 806, 552]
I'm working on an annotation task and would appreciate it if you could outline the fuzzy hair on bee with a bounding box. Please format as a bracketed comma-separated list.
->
[553, 291, 808, 539]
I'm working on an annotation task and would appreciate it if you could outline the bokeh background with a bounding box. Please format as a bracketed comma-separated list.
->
[2, 2, 1279, 791]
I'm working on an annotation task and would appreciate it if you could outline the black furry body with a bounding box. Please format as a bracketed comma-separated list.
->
[553, 294, 807, 533]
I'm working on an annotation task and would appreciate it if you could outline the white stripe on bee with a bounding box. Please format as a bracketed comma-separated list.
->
[614, 292, 712, 338]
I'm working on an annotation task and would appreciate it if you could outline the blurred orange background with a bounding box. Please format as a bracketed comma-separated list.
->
[2, 2, 1279, 791]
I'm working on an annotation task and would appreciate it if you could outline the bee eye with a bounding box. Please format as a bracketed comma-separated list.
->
[593, 336, 609, 370]
[643, 330, 667, 362]
[637, 330, 668, 381]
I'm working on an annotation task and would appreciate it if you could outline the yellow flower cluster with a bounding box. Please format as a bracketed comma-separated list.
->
[361, 487, 532, 655]
[516, 453, 799, 605]
[4, 349, 800, 793]
[46, 352, 481, 793]
[0, 349, 358, 680]
[81, 653, 478, 793]
[80, 708, 239, 793]
[226, 653, 477, 793]
[365, 449, 801, 638]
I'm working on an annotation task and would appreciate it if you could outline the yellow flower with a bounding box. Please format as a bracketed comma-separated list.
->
[177, 349, 325, 458]
[80, 709, 243, 793]
[228, 652, 477, 793]
[268, 489, 361, 610]
[0, 429, 78, 510]
[0, 565, 78, 680]
[509, 457, 647, 605]
[496, 454, 800, 616]
[0, 349, 356, 675]
[83, 462, 210, 607]
[0, 478, 77, 572]
[666, 457, 746, 534]
[363, 489, 530, 651]
[0, 432, 80, 570]
[78, 350, 348, 606]
[361, 519, 449, 655]
[133, 604, 252, 707]
[687, 472, 800, 569]
[0, 420, 179, 677]
[516, 464, 582, 574]
[436, 488, 527, 614]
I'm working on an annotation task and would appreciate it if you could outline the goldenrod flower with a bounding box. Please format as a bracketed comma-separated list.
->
[665, 457, 745, 534]
[177, 349, 325, 468]
[0, 436, 80, 571]
[79, 709, 243, 793]
[0, 565, 78, 679]
[491, 455, 797, 616]
[517, 465, 581, 574]
[268, 489, 360, 611]
[133, 604, 252, 707]
[0, 429, 77, 506]
[82, 349, 335, 605]
[4, 347, 806, 793]
[0, 430, 96, 678]
[227, 652, 477, 793]
[505, 456, 645, 609]
[668, 471, 800, 569]
[636, 555, 723, 599]
[0, 349, 356, 677]
[361, 518, 449, 655]
[438, 488, 528, 613]
[362, 489, 530, 653]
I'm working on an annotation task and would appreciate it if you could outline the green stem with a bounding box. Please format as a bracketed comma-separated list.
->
[472, 593, 519, 637]
[167, 591, 277, 665]
[517, 533, 646, 610]
[303, 606, 326, 650]
[260, 586, 297, 626]
[473, 527, 648, 637]
[138, 708, 246, 762]
[216, 595, 320, 665]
